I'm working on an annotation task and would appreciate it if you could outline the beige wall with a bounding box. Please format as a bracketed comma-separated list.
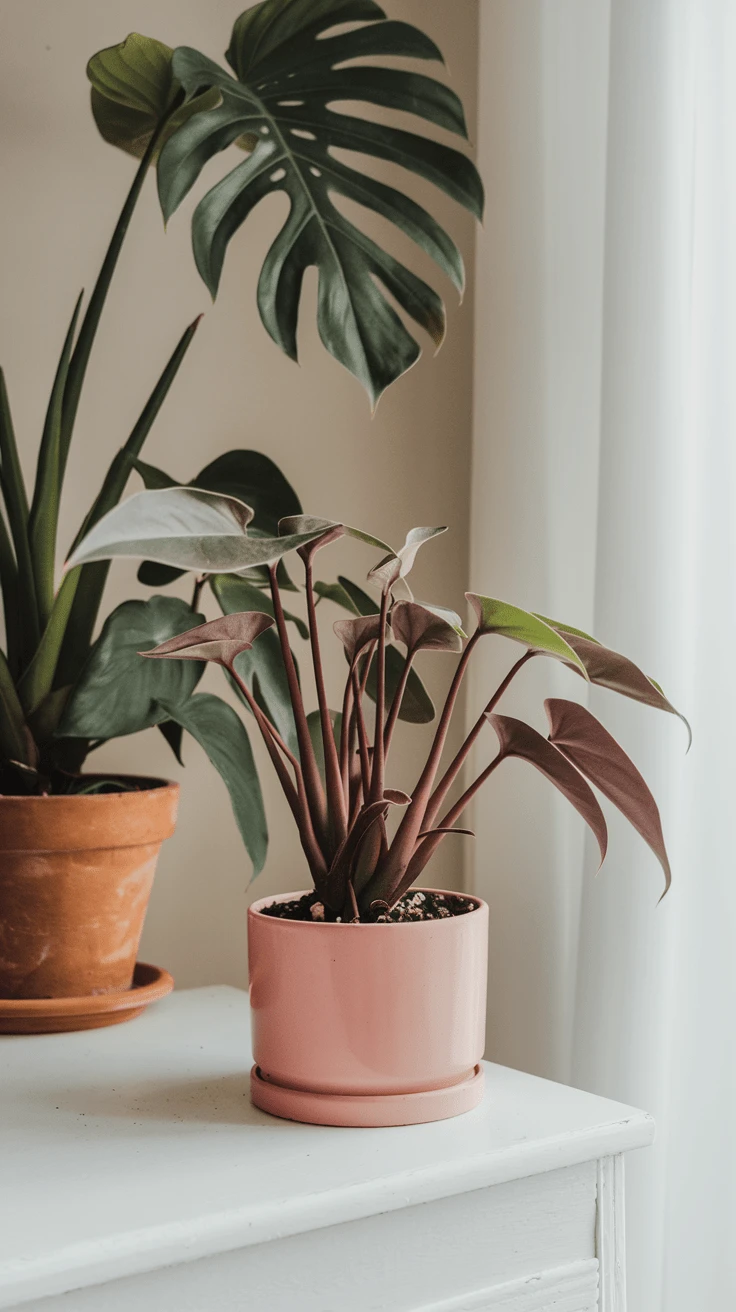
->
[0, 0, 478, 987]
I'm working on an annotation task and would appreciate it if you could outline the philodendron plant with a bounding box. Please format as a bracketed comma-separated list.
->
[0, 0, 481, 798]
[68, 488, 688, 917]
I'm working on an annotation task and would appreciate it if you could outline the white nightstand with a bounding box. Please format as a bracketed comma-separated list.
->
[0, 986, 652, 1311]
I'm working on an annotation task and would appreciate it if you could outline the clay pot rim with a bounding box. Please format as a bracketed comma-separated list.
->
[249, 887, 488, 929]
[0, 775, 178, 802]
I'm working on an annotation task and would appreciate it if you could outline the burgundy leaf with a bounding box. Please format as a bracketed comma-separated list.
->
[140, 610, 274, 666]
[391, 600, 464, 653]
[545, 698, 671, 896]
[486, 713, 608, 867]
[544, 627, 691, 747]
[333, 614, 384, 665]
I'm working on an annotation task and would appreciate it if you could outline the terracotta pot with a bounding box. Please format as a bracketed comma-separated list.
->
[248, 888, 489, 1127]
[0, 777, 178, 1000]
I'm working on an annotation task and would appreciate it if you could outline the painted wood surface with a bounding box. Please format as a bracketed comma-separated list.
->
[0, 986, 652, 1309]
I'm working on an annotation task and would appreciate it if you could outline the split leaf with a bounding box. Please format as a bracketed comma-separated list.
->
[155, 0, 483, 403]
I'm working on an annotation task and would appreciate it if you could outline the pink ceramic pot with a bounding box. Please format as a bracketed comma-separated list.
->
[248, 888, 489, 1127]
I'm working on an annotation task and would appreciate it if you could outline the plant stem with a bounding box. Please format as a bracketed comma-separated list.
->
[352, 665, 372, 799]
[268, 564, 329, 853]
[339, 673, 354, 793]
[423, 650, 534, 830]
[383, 647, 415, 756]
[191, 575, 206, 611]
[304, 557, 347, 843]
[365, 631, 480, 904]
[369, 588, 391, 802]
[227, 661, 327, 882]
[396, 752, 505, 899]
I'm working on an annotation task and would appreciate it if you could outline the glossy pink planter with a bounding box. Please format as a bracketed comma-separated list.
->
[248, 889, 489, 1127]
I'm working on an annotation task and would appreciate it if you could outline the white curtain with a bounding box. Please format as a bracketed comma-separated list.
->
[469, 3, 735, 1309]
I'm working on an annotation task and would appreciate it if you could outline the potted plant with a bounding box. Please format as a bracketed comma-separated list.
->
[1, 0, 481, 1023]
[68, 491, 687, 1123]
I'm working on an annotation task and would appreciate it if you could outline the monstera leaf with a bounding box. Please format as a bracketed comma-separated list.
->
[150, 0, 483, 403]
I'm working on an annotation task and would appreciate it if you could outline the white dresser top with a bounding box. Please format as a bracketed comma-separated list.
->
[0, 985, 653, 1308]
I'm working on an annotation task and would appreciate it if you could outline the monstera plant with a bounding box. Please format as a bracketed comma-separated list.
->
[88, 0, 483, 404]
[1, 0, 481, 805]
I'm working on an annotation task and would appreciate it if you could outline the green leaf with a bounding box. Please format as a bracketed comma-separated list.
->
[545, 698, 671, 897]
[337, 576, 378, 617]
[157, 718, 184, 766]
[155, 0, 483, 403]
[28, 292, 84, 626]
[67, 486, 328, 574]
[0, 506, 20, 678]
[307, 708, 342, 787]
[487, 713, 608, 867]
[18, 569, 81, 715]
[211, 572, 298, 753]
[0, 367, 39, 655]
[55, 316, 203, 689]
[159, 692, 268, 877]
[279, 515, 392, 556]
[314, 579, 361, 615]
[466, 595, 589, 676]
[0, 649, 35, 767]
[88, 33, 222, 162]
[368, 525, 447, 589]
[57, 596, 204, 739]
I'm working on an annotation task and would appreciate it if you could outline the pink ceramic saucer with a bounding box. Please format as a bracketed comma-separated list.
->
[250, 1063, 485, 1128]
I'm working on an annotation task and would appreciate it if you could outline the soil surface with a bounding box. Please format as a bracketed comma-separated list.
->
[259, 890, 478, 924]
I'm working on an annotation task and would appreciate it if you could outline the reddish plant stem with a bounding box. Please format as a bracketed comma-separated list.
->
[369, 588, 391, 802]
[304, 557, 347, 844]
[352, 665, 372, 799]
[190, 575, 206, 611]
[382, 647, 415, 757]
[368, 631, 481, 902]
[396, 752, 506, 900]
[226, 662, 327, 882]
[423, 650, 535, 830]
[268, 564, 329, 854]
[339, 674, 354, 795]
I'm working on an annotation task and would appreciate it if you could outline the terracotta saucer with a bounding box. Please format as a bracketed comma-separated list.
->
[0, 963, 174, 1035]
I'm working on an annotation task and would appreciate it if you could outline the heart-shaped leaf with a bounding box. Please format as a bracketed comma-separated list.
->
[57, 596, 204, 739]
[158, 692, 267, 877]
[87, 34, 225, 162]
[540, 625, 690, 747]
[369, 526, 447, 590]
[486, 712, 608, 867]
[66, 487, 327, 574]
[141, 610, 274, 665]
[211, 573, 299, 753]
[467, 595, 588, 675]
[279, 515, 393, 557]
[391, 600, 464, 653]
[334, 615, 385, 665]
[154, 0, 483, 404]
[135, 451, 302, 587]
[545, 698, 671, 896]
